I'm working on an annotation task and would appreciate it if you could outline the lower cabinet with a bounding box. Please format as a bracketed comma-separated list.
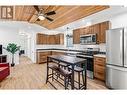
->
[52, 51, 65, 55]
[36, 51, 65, 64]
[36, 51, 52, 64]
[94, 56, 106, 81]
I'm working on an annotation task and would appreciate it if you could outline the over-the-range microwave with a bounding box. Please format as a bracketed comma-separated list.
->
[80, 34, 96, 44]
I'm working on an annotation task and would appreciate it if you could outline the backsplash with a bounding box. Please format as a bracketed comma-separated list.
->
[36, 43, 106, 52]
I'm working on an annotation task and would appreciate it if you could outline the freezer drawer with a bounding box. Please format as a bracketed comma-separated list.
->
[106, 65, 127, 89]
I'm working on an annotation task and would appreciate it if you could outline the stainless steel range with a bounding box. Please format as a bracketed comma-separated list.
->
[76, 48, 99, 79]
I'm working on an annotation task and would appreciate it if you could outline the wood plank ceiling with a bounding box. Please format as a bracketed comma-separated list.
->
[4, 5, 109, 29]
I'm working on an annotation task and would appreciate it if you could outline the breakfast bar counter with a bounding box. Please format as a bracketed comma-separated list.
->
[46, 55, 87, 89]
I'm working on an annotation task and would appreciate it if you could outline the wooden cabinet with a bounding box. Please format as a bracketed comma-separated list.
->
[36, 51, 65, 64]
[36, 33, 64, 45]
[36, 51, 51, 64]
[48, 35, 56, 44]
[73, 21, 110, 44]
[0, 55, 7, 63]
[73, 29, 81, 44]
[52, 51, 65, 55]
[36, 33, 47, 44]
[41, 34, 47, 44]
[94, 56, 106, 81]
[36, 33, 42, 44]
[59, 34, 64, 44]
[99, 21, 109, 43]
[93, 24, 100, 43]
[55, 34, 64, 44]
[55, 34, 60, 44]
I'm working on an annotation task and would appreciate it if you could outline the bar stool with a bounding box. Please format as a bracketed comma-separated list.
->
[59, 62, 69, 69]
[56, 62, 69, 79]
[46, 64, 72, 89]
[68, 66, 85, 89]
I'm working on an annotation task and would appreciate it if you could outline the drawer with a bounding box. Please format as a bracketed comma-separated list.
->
[94, 72, 105, 81]
[94, 65, 105, 73]
[39, 55, 47, 58]
[38, 52, 51, 56]
[52, 51, 65, 55]
[39, 57, 47, 63]
[94, 61, 105, 66]
[94, 65, 105, 81]
[94, 57, 106, 63]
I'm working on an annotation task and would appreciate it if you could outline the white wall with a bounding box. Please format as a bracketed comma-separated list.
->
[0, 25, 20, 64]
[0, 21, 48, 64]
[110, 13, 127, 28]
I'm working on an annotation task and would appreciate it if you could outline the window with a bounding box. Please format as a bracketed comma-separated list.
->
[66, 34, 73, 47]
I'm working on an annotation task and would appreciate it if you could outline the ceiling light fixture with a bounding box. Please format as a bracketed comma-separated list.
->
[38, 15, 45, 20]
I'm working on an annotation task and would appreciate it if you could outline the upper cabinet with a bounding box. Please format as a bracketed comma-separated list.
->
[36, 33, 64, 45]
[73, 29, 81, 44]
[73, 21, 110, 44]
[48, 35, 56, 44]
[55, 33, 64, 45]
[99, 21, 110, 43]
[93, 24, 100, 43]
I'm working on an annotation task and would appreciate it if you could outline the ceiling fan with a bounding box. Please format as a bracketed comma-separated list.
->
[32, 6, 56, 22]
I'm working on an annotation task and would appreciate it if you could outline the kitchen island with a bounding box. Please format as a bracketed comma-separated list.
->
[46, 55, 87, 89]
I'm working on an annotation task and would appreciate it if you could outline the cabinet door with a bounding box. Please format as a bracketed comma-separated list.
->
[37, 51, 51, 63]
[49, 35, 56, 44]
[88, 26, 94, 34]
[36, 33, 41, 44]
[73, 29, 81, 44]
[59, 34, 64, 44]
[41, 34, 47, 44]
[55, 34, 60, 44]
[94, 57, 106, 81]
[99, 21, 109, 43]
[93, 24, 100, 44]
[55, 34, 64, 44]
[36, 33, 47, 44]
[80, 28, 87, 35]
[84, 26, 91, 35]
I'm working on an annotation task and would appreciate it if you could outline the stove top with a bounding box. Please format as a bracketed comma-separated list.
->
[76, 48, 99, 58]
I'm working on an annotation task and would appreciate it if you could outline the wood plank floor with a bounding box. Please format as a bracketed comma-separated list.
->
[0, 56, 108, 90]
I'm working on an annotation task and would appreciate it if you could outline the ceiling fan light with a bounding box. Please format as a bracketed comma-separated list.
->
[38, 16, 45, 20]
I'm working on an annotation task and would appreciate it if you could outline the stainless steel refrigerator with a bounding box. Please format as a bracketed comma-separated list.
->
[106, 27, 127, 89]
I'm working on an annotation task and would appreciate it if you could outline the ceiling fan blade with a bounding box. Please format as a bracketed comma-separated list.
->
[36, 18, 40, 21]
[45, 17, 53, 21]
[34, 6, 40, 12]
[45, 11, 56, 16]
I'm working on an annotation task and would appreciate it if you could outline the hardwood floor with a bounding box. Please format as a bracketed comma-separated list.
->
[0, 56, 108, 90]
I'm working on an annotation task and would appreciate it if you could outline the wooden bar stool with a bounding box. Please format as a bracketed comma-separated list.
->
[46, 64, 72, 89]
[68, 66, 85, 89]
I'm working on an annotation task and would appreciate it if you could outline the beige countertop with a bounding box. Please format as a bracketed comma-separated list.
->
[37, 49, 80, 54]
[94, 54, 106, 58]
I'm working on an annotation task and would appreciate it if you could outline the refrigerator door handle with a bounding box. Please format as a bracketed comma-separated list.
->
[124, 28, 127, 67]
[120, 29, 123, 66]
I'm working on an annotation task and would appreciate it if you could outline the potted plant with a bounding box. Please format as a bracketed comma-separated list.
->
[4, 43, 20, 67]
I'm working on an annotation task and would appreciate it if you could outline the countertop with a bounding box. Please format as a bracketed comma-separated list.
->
[48, 55, 87, 65]
[94, 54, 106, 58]
[36, 48, 84, 53]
